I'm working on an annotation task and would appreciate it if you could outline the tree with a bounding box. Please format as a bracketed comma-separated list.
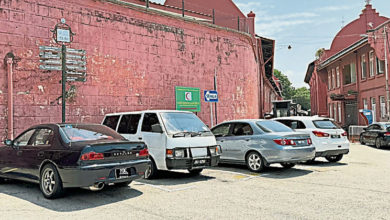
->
[292, 87, 311, 110]
[273, 69, 295, 99]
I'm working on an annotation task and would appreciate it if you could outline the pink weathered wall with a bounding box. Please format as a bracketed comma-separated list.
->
[0, 0, 260, 139]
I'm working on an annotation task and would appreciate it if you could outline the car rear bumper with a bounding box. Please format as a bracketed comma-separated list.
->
[166, 155, 220, 170]
[59, 159, 150, 188]
[264, 146, 315, 164]
[315, 149, 349, 157]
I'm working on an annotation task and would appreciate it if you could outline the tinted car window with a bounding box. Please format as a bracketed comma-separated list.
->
[60, 124, 124, 142]
[31, 129, 54, 146]
[212, 124, 231, 137]
[141, 113, 161, 132]
[256, 121, 293, 133]
[103, 115, 120, 130]
[117, 114, 141, 134]
[313, 120, 340, 129]
[14, 129, 36, 147]
[232, 123, 253, 136]
[277, 120, 306, 129]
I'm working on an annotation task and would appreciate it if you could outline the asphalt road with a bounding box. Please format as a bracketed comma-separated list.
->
[1, 143, 389, 220]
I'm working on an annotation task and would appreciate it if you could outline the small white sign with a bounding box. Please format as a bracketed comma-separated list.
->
[185, 92, 192, 101]
[57, 29, 70, 43]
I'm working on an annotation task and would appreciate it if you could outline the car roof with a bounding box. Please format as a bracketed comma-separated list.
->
[217, 119, 268, 124]
[104, 110, 193, 116]
[274, 116, 332, 121]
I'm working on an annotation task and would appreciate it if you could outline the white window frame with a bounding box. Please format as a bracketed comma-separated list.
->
[377, 57, 385, 74]
[328, 71, 331, 90]
[333, 104, 337, 121]
[380, 96, 386, 118]
[361, 54, 367, 79]
[363, 98, 368, 110]
[332, 69, 336, 89]
[329, 103, 333, 118]
[369, 51, 375, 77]
[336, 67, 340, 87]
[351, 63, 357, 83]
[371, 97, 376, 122]
[338, 102, 342, 122]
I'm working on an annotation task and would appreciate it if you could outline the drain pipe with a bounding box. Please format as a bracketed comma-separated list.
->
[6, 57, 14, 139]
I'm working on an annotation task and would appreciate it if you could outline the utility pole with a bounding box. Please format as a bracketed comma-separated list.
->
[384, 26, 390, 120]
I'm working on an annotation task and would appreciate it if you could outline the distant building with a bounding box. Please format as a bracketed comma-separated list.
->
[305, 3, 389, 127]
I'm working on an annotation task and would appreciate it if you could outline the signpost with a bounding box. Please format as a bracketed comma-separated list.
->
[175, 86, 201, 112]
[39, 18, 85, 123]
[204, 90, 218, 127]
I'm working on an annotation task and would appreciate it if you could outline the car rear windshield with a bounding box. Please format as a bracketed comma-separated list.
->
[160, 112, 210, 134]
[256, 121, 293, 133]
[60, 124, 125, 142]
[312, 120, 340, 129]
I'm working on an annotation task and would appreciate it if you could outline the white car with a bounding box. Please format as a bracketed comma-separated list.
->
[273, 116, 349, 162]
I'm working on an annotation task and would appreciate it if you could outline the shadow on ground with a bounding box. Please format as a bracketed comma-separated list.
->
[137, 170, 215, 186]
[0, 179, 142, 212]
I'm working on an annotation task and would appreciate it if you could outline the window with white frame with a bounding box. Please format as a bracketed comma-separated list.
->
[377, 57, 385, 74]
[332, 69, 336, 89]
[380, 96, 386, 118]
[371, 97, 376, 122]
[329, 103, 333, 118]
[338, 102, 342, 122]
[328, 71, 331, 90]
[361, 54, 367, 79]
[369, 51, 375, 77]
[333, 104, 337, 121]
[336, 67, 340, 87]
[343, 63, 356, 84]
[363, 98, 368, 109]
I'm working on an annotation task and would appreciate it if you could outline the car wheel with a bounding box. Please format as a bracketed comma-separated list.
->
[359, 135, 365, 145]
[246, 151, 264, 172]
[40, 164, 64, 199]
[144, 159, 158, 179]
[115, 181, 133, 187]
[325, 154, 343, 163]
[188, 169, 203, 175]
[280, 163, 296, 169]
[375, 137, 382, 149]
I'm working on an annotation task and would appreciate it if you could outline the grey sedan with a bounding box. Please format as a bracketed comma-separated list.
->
[211, 120, 315, 172]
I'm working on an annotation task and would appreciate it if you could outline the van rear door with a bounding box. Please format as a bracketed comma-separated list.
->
[116, 114, 142, 142]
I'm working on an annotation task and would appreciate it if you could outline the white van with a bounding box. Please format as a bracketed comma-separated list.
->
[102, 110, 220, 178]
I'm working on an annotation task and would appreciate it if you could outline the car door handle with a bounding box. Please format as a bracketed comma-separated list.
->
[37, 152, 44, 158]
[245, 139, 250, 142]
[220, 140, 224, 142]
[138, 137, 142, 140]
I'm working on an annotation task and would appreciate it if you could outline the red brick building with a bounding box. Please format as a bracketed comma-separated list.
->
[305, 3, 389, 127]
[0, 0, 281, 140]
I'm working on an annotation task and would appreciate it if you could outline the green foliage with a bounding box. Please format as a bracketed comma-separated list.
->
[274, 69, 311, 110]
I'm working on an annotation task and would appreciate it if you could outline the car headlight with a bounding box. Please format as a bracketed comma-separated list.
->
[175, 149, 185, 158]
[209, 146, 221, 155]
[209, 147, 216, 155]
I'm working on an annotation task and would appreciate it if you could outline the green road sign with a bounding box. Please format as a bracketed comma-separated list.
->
[175, 86, 201, 112]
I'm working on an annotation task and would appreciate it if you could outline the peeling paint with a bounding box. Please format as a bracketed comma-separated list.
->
[17, 91, 30, 95]
[38, 85, 44, 93]
[0, 90, 2, 94]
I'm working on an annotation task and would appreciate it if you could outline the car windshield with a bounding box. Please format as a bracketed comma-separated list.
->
[313, 120, 340, 129]
[256, 121, 293, 133]
[60, 124, 125, 142]
[160, 112, 211, 135]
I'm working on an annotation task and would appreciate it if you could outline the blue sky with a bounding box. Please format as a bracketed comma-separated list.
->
[153, 0, 390, 88]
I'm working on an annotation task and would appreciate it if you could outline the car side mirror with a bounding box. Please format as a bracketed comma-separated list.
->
[363, 128, 367, 131]
[4, 139, 13, 146]
[151, 124, 163, 133]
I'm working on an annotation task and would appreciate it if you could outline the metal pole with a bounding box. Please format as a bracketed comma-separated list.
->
[384, 26, 390, 120]
[182, 0, 184, 17]
[212, 9, 215, 24]
[146, 0, 149, 8]
[62, 44, 66, 123]
[210, 102, 213, 127]
[6, 58, 14, 139]
[214, 68, 218, 124]
[237, 16, 240, 31]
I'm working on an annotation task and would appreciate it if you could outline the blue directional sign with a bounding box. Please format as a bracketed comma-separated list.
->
[204, 90, 219, 102]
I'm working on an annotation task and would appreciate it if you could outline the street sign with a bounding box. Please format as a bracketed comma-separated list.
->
[57, 29, 71, 43]
[175, 86, 201, 112]
[204, 90, 218, 102]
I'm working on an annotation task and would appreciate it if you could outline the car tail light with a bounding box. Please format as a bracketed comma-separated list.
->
[273, 139, 296, 146]
[341, 131, 348, 136]
[307, 138, 312, 145]
[312, 131, 330, 137]
[384, 132, 390, 136]
[80, 152, 104, 161]
[166, 149, 173, 158]
[139, 148, 149, 157]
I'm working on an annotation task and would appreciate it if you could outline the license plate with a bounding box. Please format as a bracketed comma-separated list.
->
[115, 168, 129, 179]
[331, 135, 341, 138]
[191, 148, 207, 157]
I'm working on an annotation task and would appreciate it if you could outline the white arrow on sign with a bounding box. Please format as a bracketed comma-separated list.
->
[205, 91, 218, 101]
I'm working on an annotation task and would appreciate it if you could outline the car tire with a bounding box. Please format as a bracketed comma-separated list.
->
[39, 164, 64, 199]
[325, 154, 343, 163]
[375, 137, 382, 149]
[188, 169, 203, 176]
[144, 158, 158, 179]
[280, 163, 296, 169]
[115, 181, 133, 187]
[246, 151, 264, 172]
[359, 135, 365, 145]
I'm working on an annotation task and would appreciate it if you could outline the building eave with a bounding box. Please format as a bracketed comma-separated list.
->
[304, 61, 315, 83]
[318, 38, 368, 70]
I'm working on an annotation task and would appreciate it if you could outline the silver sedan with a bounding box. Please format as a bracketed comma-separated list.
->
[211, 119, 315, 172]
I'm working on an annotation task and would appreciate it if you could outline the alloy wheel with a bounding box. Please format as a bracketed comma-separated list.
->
[42, 168, 56, 195]
[248, 153, 262, 171]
